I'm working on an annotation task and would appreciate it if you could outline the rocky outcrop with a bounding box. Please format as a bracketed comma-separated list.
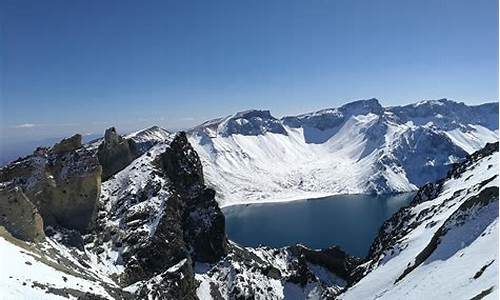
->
[0, 186, 45, 241]
[97, 127, 138, 181]
[158, 132, 228, 262]
[29, 147, 102, 233]
[51, 134, 82, 153]
[0, 136, 102, 236]
[135, 258, 198, 300]
[290, 245, 361, 284]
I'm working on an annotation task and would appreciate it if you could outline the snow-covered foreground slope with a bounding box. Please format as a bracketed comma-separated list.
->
[342, 142, 499, 300]
[0, 228, 124, 300]
[189, 99, 498, 206]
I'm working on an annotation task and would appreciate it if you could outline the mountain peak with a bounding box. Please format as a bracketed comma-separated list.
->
[219, 109, 287, 137]
[339, 98, 383, 115]
[233, 109, 274, 120]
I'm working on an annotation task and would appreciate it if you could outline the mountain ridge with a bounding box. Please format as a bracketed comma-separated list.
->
[188, 98, 498, 206]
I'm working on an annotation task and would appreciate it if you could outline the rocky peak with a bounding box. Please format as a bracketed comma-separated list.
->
[158, 132, 204, 193]
[340, 98, 383, 116]
[387, 99, 499, 131]
[159, 132, 227, 262]
[233, 109, 274, 119]
[92, 131, 227, 296]
[103, 127, 120, 144]
[282, 98, 383, 131]
[51, 134, 82, 153]
[218, 109, 287, 137]
[97, 127, 138, 180]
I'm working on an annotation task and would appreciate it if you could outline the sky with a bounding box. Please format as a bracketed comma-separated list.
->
[1, 0, 498, 146]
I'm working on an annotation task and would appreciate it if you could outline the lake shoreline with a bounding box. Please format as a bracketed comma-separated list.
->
[219, 190, 418, 209]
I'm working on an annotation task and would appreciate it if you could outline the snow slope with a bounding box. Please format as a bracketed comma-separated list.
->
[0, 228, 121, 300]
[342, 143, 499, 300]
[189, 99, 498, 206]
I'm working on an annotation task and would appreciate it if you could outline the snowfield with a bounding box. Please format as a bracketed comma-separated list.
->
[342, 146, 499, 300]
[189, 99, 498, 206]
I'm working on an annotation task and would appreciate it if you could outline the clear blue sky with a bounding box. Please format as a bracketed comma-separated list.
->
[1, 0, 498, 143]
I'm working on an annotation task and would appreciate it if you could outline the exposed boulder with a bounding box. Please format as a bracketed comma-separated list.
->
[0, 186, 45, 242]
[97, 127, 139, 181]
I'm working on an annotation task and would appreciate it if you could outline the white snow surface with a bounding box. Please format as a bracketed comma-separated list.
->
[189, 100, 498, 206]
[0, 234, 115, 300]
[341, 151, 499, 300]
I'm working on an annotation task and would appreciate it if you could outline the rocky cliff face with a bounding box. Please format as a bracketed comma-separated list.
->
[0, 135, 102, 233]
[0, 187, 45, 242]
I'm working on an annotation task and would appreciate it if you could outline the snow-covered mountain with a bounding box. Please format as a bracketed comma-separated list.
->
[188, 99, 498, 206]
[0, 125, 497, 299]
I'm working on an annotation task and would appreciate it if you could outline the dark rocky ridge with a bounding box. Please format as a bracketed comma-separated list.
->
[88, 131, 229, 298]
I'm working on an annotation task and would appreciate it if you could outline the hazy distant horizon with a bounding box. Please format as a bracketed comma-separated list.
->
[1, 0, 498, 160]
[1, 97, 498, 165]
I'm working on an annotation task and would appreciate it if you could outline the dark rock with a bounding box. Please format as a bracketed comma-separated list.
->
[289, 245, 361, 283]
[51, 134, 82, 154]
[46, 226, 85, 250]
[97, 127, 138, 181]
[135, 258, 198, 300]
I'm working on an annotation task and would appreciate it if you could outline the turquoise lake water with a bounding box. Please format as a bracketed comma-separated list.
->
[223, 193, 415, 257]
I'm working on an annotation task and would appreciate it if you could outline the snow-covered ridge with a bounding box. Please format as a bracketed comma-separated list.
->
[342, 142, 499, 300]
[188, 99, 498, 206]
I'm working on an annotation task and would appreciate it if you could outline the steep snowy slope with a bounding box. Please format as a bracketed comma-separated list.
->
[189, 99, 498, 206]
[342, 142, 499, 300]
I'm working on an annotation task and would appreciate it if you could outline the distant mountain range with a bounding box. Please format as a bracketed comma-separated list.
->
[188, 98, 498, 206]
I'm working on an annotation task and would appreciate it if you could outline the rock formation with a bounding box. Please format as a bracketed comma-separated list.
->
[97, 127, 138, 181]
[0, 187, 45, 242]
[0, 135, 102, 235]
